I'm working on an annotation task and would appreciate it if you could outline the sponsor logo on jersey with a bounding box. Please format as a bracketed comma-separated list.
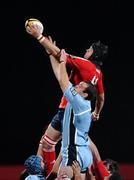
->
[70, 87, 77, 96]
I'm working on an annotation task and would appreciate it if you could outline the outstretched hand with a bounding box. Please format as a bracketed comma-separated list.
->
[26, 24, 42, 39]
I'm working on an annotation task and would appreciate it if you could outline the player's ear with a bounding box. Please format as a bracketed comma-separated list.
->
[82, 92, 88, 98]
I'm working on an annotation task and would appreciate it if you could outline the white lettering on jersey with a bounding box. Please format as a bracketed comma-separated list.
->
[91, 76, 98, 85]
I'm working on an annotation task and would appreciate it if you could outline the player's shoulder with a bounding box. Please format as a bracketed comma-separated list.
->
[68, 54, 89, 62]
[96, 68, 102, 74]
[95, 69, 103, 81]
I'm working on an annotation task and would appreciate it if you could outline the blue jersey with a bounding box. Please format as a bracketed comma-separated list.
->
[60, 83, 93, 172]
[62, 83, 92, 147]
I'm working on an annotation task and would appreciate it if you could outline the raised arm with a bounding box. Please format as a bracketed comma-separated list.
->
[58, 50, 70, 92]
[48, 49, 70, 93]
[26, 24, 61, 57]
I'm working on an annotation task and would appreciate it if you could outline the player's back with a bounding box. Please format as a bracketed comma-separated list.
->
[66, 55, 103, 91]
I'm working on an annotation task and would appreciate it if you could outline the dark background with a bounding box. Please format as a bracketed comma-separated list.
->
[0, 0, 134, 165]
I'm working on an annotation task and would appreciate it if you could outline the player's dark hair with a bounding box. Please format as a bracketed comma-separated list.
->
[90, 41, 108, 68]
[103, 158, 119, 174]
[109, 172, 123, 180]
[84, 82, 97, 101]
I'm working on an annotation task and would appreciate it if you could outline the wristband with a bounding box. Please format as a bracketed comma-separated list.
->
[37, 35, 45, 43]
[37, 34, 43, 40]
[60, 61, 65, 63]
[48, 52, 52, 56]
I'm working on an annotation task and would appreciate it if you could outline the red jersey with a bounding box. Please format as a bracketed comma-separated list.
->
[59, 54, 104, 108]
